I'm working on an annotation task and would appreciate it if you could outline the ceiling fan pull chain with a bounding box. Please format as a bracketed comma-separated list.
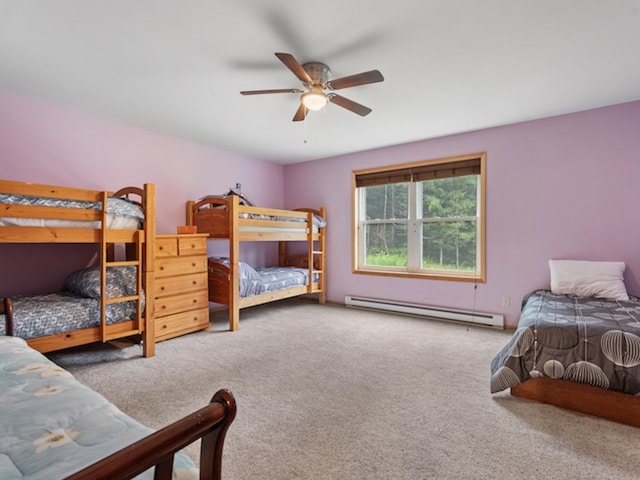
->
[303, 114, 308, 144]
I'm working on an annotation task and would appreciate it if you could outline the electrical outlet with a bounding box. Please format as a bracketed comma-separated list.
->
[502, 296, 510, 308]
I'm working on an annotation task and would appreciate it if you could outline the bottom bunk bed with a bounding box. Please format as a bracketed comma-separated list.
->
[0, 335, 236, 480]
[491, 287, 640, 427]
[208, 256, 322, 325]
[0, 265, 145, 354]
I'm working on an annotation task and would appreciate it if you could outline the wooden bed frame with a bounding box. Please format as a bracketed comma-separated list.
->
[511, 377, 640, 428]
[65, 388, 236, 480]
[0, 179, 157, 356]
[186, 194, 326, 331]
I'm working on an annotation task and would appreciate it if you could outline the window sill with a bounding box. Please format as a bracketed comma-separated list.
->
[353, 267, 485, 283]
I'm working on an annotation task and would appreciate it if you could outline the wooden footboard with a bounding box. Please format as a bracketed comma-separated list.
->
[511, 378, 640, 428]
[65, 389, 237, 480]
[208, 259, 232, 305]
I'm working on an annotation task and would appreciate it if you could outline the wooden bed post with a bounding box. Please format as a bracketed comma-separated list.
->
[306, 211, 314, 295]
[1, 297, 13, 335]
[229, 195, 240, 331]
[186, 200, 194, 226]
[143, 183, 156, 357]
[318, 206, 327, 304]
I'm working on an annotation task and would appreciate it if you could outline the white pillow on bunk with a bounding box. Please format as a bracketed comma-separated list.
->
[549, 259, 629, 300]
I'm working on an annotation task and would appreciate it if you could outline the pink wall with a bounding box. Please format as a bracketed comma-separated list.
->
[284, 101, 640, 327]
[3, 89, 639, 328]
[0, 91, 284, 295]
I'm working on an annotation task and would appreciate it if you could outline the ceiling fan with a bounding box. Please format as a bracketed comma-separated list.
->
[240, 52, 384, 122]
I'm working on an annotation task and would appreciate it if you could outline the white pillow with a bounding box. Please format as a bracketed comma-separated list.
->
[549, 260, 629, 300]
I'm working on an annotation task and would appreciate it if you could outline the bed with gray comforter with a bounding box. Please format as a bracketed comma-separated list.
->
[490, 289, 640, 395]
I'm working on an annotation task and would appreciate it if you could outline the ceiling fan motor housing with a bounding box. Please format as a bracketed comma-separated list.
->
[302, 62, 331, 87]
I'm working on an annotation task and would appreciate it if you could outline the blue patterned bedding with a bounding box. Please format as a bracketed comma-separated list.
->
[211, 258, 319, 298]
[256, 266, 320, 295]
[0, 194, 144, 228]
[240, 212, 327, 228]
[0, 266, 143, 339]
[0, 336, 197, 479]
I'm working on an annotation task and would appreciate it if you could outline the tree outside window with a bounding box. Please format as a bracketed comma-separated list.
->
[353, 153, 485, 282]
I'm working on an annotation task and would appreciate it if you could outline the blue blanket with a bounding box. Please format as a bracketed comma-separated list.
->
[0, 336, 197, 479]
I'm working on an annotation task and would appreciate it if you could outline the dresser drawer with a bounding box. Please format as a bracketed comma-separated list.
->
[155, 255, 207, 278]
[178, 236, 207, 256]
[155, 237, 178, 257]
[155, 272, 208, 297]
[155, 290, 209, 318]
[155, 308, 210, 341]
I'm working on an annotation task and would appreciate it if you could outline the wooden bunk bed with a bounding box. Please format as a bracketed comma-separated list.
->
[0, 179, 157, 356]
[186, 194, 326, 331]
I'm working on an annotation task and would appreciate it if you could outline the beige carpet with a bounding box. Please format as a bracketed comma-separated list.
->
[47, 299, 640, 480]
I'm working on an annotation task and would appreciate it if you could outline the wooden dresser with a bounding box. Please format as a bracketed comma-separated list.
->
[153, 233, 209, 342]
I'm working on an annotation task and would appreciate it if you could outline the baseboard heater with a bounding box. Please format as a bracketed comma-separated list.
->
[344, 296, 504, 329]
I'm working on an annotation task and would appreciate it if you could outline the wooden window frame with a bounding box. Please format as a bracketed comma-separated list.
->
[352, 152, 486, 283]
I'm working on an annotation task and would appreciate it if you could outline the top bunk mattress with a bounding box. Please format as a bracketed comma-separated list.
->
[195, 195, 326, 233]
[0, 194, 144, 229]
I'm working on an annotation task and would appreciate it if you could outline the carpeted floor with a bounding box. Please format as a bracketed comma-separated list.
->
[47, 299, 640, 480]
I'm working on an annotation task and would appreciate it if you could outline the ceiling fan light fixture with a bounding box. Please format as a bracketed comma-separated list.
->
[301, 87, 327, 111]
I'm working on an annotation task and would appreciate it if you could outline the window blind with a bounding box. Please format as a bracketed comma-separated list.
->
[355, 157, 481, 188]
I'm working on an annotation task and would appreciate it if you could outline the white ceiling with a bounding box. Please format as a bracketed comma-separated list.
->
[1, 1, 639, 165]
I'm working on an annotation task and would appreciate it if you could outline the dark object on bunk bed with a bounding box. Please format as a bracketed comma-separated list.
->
[491, 260, 640, 427]
[0, 179, 157, 356]
[186, 194, 326, 331]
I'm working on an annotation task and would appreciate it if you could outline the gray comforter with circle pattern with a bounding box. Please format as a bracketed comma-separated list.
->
[490, 290, 640, 395]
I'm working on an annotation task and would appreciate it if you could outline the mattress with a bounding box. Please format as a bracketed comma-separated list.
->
[0, 292, 140, 338]
[0, 335, 197, 479]
[0, 265, 143, 339]
[210, 258, 319, 298]
[0, 194, 144, 229]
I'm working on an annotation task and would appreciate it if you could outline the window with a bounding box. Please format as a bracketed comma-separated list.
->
[352, 153, 486, 282]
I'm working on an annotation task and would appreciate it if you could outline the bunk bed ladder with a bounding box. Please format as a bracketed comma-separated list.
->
[311, 207, 326, 303]
[99, 192, 145, 343]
